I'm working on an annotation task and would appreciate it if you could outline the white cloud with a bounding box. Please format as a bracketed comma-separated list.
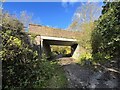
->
[61, 0, 79, 8]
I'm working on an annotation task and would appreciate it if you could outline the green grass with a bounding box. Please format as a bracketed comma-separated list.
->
[45, 61, 68, 88]
[33, 60, 68, 88]
[47, 65, 68, 88]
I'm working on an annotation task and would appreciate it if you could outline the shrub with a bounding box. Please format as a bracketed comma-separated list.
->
[51, 46, 71, 56]
[1, 12, 67, 88]
[33, 59, 67, 88]
[91, 1, 120, 65]
[78, 53, 93, 66]
[1, 12, 39, 88]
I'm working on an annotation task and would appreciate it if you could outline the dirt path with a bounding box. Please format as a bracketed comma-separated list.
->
[63, 63, 94, 88]
[58, 57, 94, 88]
[58, 57, 119, 88]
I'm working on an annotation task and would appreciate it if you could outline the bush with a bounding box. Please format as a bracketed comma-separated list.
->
[1, 12, 67, 88]
[78, 53, 93, 66]
[1, 12, 39, 88]
[51, 46, 71, 56]
[33, 59, 67, 88]
[91, 1, 120, 66]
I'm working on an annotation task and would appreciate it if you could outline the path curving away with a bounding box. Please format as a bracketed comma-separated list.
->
[58, 57, 119, 89]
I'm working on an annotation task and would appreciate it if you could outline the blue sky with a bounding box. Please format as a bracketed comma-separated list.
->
[3, 2, 103, 29]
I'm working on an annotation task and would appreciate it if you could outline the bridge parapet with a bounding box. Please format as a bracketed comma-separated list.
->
[29, 24, 81, 39]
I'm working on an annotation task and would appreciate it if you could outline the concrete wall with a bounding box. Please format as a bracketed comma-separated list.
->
[72, 44, 80, 60]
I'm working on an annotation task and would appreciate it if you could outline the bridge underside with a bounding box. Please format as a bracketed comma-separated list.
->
[43, 39, 76, 46]
[35, 36, 80, 59]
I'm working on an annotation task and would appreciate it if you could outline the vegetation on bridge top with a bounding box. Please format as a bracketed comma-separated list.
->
[28, 23, 81, 39]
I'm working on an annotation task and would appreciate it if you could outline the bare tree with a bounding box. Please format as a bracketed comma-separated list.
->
[68, 2, 102, 31]
[68, 2, 102, 55]
[0, 0, 6, 27]
[19, 11, 33, 32]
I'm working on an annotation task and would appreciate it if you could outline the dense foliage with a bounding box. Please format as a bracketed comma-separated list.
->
[77, 22, 94, 54]
[69, 1, 120, 67]
[2, 13, 36, 88]
[51, 46, 71, 56]
[1, 12, 67, 88]
[76, 22, 94, 65]
[92, 1, 120, 65]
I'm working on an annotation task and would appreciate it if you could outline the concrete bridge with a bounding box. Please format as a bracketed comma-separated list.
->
[29, 24, 81, 59]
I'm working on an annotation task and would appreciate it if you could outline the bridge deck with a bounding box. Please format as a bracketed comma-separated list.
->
[41, 36, 77, 46]
[29, 24, 81, 39]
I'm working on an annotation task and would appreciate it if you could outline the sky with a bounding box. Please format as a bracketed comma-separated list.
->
[3, 2, 103, 29]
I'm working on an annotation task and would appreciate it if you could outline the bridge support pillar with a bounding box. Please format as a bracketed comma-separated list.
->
[43, 41, 51, 58]
[34, 36, 41, 58]
[71, 44, 80, 59]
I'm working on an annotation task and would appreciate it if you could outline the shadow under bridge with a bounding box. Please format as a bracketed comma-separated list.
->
[40, 36, 80, 60]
